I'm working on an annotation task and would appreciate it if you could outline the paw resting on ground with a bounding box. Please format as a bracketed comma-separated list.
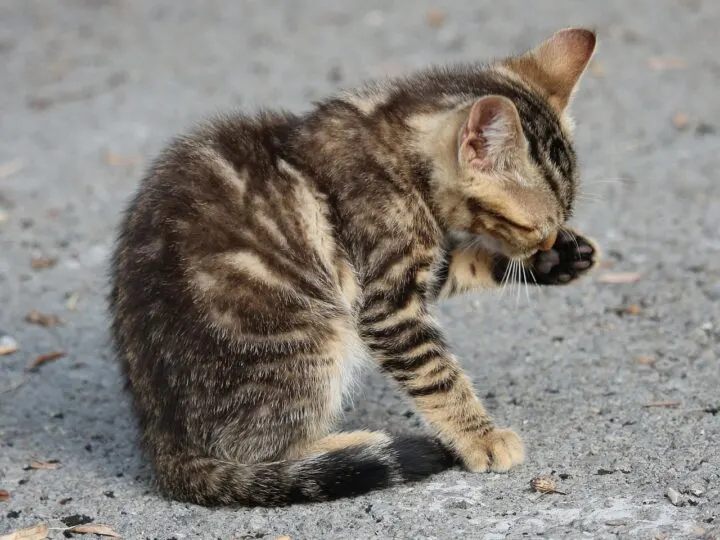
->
[460, 428, 525, 473]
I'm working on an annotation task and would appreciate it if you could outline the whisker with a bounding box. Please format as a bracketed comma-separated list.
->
[499, 259, 511, 298]
[522, 262, 530, 304]
[514, 260, 521, 309]
[560, 226, 582, 259]
[526, 265, 545, 299]
[576, 193, 605, 202]
[583, 177, 628, 186]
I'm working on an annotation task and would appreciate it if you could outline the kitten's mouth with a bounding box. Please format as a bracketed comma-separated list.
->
[469, 231, 537, 261]
[479, 228, 558, 261]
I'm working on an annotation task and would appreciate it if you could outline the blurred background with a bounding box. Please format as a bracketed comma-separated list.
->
[0, 1, 718, 539]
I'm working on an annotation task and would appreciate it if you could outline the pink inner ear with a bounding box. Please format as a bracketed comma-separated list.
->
[461, 132, 492, 170]
[461, 96, 519, 170]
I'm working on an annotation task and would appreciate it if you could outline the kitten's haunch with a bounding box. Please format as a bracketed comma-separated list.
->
[109, 28, 599, 506]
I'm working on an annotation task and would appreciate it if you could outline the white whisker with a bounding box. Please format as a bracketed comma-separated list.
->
[526, 265, 545, 299]
[514, 260, 521, 309]
[499, 259, 510, 298]
[583, 177, 628, 186]
[577, 193, 605, 201]
[561, 227, 581, 258]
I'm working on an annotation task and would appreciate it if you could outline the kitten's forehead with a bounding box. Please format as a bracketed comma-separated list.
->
[506, 83, 579, 218]
[486, 67, 579, 217]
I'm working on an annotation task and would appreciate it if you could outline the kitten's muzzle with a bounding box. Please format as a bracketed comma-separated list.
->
[539, 229, 558, 251]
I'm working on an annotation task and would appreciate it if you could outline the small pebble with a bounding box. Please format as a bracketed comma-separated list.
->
[685, 485, 705, 497]
[666, 487, 683, 506]
[0, 333, 19, 356]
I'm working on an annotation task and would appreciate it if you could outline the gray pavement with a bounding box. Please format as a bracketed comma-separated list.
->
[1, 1, 719, 538]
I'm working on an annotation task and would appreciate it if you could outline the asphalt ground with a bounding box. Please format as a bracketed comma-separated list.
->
[1, 1, 718, 538]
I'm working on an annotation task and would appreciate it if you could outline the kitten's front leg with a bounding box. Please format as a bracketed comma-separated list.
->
[360, 276, 524, 473]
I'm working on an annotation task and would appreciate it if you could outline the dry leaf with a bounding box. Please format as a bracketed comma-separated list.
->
[425, 9, 445, 28]
[28, 351, 66, 371]
[68, 524, 122, 538]
[672, 112, 690, 130]
[635, 355, 657, 365]
[598, 272, 642, 284]
[0, 489, 9, 501]
[0, 524, 49, 540]
[30, 257, 58, 270]
[648, 57, 686, 70]
[616, 303, 642, 316]
[644, 401, 681, 408]
[530, 476, 566, 495]
[0, 159, 26, 180]
[103, 151, 141, 167]
[27, 460, 60, 470]
[25, 311, 63, 328]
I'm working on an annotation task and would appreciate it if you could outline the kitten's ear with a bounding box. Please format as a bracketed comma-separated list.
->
[459, 95, 526, 171]
[506, 28, 596, 112]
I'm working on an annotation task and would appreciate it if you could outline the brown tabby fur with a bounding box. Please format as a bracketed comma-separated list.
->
[109, 28, 600, 506]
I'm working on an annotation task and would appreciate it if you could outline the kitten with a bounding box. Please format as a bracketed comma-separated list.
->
[109, 28, 599, 506]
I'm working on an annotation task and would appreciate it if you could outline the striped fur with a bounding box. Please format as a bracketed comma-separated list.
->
[108, 28, 599, 506]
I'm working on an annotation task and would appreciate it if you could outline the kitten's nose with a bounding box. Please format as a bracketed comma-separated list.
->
[539, 230, 558, 251]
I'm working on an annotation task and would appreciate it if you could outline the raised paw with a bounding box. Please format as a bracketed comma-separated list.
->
[530, 229, 599, 285]
[459, 428, 525, 473]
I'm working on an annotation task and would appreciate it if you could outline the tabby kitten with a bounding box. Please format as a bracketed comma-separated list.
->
[109, 28, 599, 506]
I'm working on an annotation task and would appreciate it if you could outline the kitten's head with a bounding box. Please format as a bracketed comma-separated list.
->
[451, 28, 596, 259]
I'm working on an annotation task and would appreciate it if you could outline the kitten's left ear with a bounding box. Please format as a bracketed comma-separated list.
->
[459, 95, 526, 171]
[506, 28, 597, 113]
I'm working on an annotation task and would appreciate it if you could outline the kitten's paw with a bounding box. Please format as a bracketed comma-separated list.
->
[531, 229, 599, 285]
[460, 428, 525, 473]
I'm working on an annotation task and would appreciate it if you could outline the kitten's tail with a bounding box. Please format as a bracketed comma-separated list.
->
[153, 432, 455, 507]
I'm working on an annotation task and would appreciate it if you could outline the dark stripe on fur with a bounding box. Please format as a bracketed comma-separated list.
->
[366, 325, 445, 357]
[380, 349, 444, 373]
[407, 371, 459, 397]
[429, 248, 451, 298]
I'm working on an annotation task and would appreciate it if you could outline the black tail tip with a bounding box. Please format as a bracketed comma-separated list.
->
[391, 434, 458, 482]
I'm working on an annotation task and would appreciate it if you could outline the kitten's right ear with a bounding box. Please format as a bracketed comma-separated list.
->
[506, 28, 597, 113]
[459, 95, 526, 171]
